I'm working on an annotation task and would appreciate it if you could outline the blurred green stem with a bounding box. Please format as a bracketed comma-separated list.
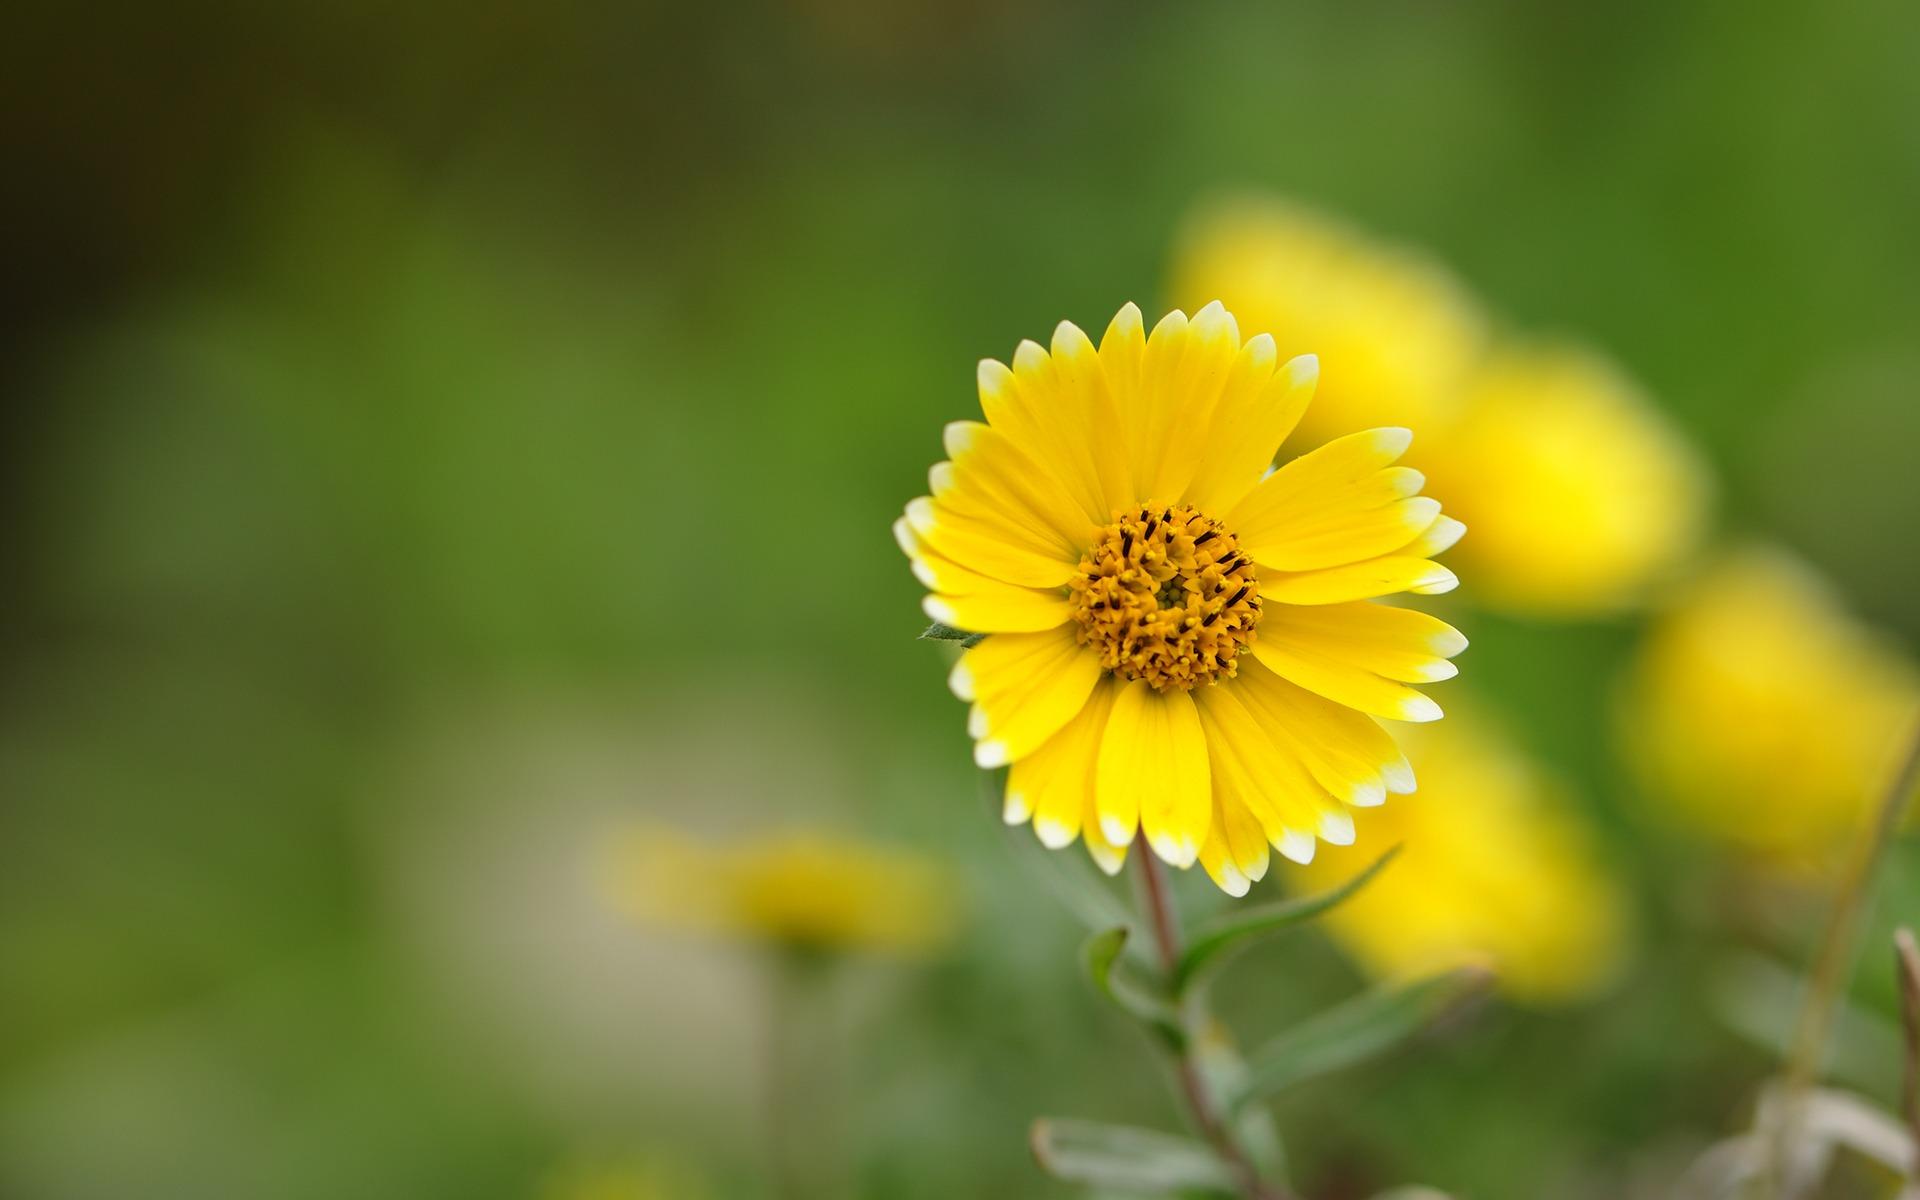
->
[1767, 721, 1920, 1197]
[766, 948, 835, 1200]
[1133, 843, 1291, 1200]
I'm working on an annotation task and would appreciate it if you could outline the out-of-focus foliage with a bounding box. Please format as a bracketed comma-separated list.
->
[4, 1, 1919, 1198]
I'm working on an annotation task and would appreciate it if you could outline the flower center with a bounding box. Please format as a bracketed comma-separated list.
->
[1068, 503, 1262, 693]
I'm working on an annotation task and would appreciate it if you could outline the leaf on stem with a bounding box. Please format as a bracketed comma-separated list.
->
[1174, 845, 1401, 993]
[918, 621, 986, 647]
[1232, 965, 1493, 1111]
[1029, 1117, 1238, 1195]
[1083, 926, 1185, 1049]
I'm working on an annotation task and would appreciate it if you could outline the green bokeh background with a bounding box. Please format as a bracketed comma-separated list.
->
[5, 2, 1919, 1197]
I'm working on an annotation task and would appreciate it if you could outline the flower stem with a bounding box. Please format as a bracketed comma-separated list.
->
[1767, 720, 1920, 1196]
[1133, 841, 1292, 1200]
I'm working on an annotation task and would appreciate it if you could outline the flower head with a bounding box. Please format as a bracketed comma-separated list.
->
[897, 302, 1466, 894]
[1621, 548, 1920, 867]
[610, 827, 957, 956]
[1423, 346, 1710, 617]
[1292, 709, 1629, 1004]
[1169, 197, 1486, 451]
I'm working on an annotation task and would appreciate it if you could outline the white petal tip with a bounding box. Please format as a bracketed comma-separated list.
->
[1087, 845, 1127, 876]
[1277, 829, 1317, 865]
[1211, 865, 1251, 898]
[973, 740, 1009, 769]
[1348, 783, 1387, 808]
[1412, 565, 1460, 594]
[1099, 814, 1136, 845]
[922, 596, 956, 625]
[1318, 813, 1357, 846]
[1375, 426, 1415, 457]
[976, 359, 1011, 391]
[948, 662, 975, 702]
[1401, 695, 1444, 723]
[1285, 352, 1319, 383]
[1149, 832, 1196, 868]
[1383, 761, 1417, 794]
[1424, 516, 1468, 554]
[1002, 793, 1032, 825]
[1034, 818, 1077, 850]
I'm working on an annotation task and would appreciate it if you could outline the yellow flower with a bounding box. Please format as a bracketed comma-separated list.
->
[609, 828, 956, 956]
[1168, 197, 1486, 451]
[1292, 708, 1628, 1004]
[895, 302, 1468, 895]
[1421, 346, 1711, 617]
[1621, 548, 1920, 866]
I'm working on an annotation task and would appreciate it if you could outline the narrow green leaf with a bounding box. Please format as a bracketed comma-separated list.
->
[1082, 926, 1185, 1049]
[1174, 845, 1401, 993]
[1232, 965, 1492, 1111]
[918, 621, 985, 647]
[1029, 1117, 1237, 1194]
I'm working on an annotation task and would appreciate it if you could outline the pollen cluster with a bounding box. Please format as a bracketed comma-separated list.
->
[1068, 503, 1262, 693]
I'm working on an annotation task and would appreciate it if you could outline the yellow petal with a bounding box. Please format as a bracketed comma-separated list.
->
[1193, 682, 1340, 844]
[1006, 678, 1120, 849]
[942, 420, 1097, 553]
[958, 625, 1103, 767]
[1249, 638, 1442, 723]
[922, 588, 1072, 634]
[1096, 681, 1212, 867]
[1139, 301, 1242, 504]
[1261, 602, 1467, 684]
[1198, 788, 1273, 896]
[1184, 350, 1315, 515]
[1229, 429, 1444, 571]
[1098, 302, 1147, 501]
[1261, 556, 1458, 605]
[1048, 320, 1135, 520]
[1233, 656, 1416, 805]
[905, 497, 1078, 590]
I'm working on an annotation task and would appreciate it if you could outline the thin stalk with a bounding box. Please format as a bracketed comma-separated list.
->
[1767, 722, 1920, 1196]
[1895, 928, 1920, 1154]
[1133, 842, 1291, 1200]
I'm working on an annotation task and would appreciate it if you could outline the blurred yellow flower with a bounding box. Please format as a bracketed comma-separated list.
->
[1622, 548, 1920, 866]
[1421, 346, 1711, 617]
[1168, 196, 1487, 450]
[895, 302, 1467, 894]
[609, 828, 957, 957]
[1169, 195, 1714, 620]
[1292, 709, 1628, 1005]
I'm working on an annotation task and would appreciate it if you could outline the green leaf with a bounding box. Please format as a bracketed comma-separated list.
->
[1173, 845, 1401, 993]
[918, 621, 985, 647]
[1232, 965, 1493, 1111]
[1083, 926, 1185, 1049]
[1029, 1118, 1237, 1195]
